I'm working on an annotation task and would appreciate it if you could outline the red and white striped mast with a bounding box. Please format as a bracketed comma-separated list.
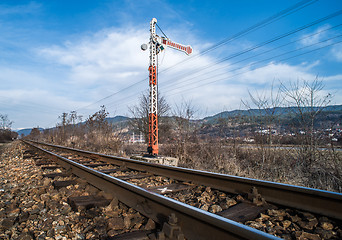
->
[142, 18, 192, 155]
[148, 18, 158, 155]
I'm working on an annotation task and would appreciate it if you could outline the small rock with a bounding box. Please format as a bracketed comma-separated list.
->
[17, 232, 34, 240]
[236, 195, 244, 202]
[60, 205, 71, 215]
[40, 193, 51, 202]
[29, 205, 40, 215]
[282, 220, 292, 229]
[321, 221, 334, 230]
[300, 212, 316, 221]
[7, 208, 20, 218]
[200, 204, 209, 211]
[37, 232, 47, 240]
[108, 197, 119, 209]
[55, 225, 67, 235]
[107, 217, 125, 230]
[209, 204, 222, 213]
[297, 231, 321, 240]
[0, 218, 15, 230]
[43, 178, 51, 186]
[315, 228, 336, 239]
[19, 211, 30, 223]
[267, 209, 286, 217]
[226, 198, 237, 207]
[144, 218, 155, 230]
[124, 215, 132, 229]
[298, 218, 318, 230]
[289, 214, 301, 223]
[245, 221, 264, 230]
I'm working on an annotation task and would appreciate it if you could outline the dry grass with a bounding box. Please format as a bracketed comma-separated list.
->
[161, 141, 342, 193]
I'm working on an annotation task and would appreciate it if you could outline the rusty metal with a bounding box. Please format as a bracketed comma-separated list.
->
[23, 140, 278, 240]
[26, 140, 342, 221]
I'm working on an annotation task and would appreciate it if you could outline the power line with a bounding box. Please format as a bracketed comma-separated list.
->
[70, 0, 318, 114]
[159, 10, 342, 90]
[157, 0, 319, 75]
[160, 22, 342, 92]
[103, 16, 342, 106]
[165, 38, 342, 97]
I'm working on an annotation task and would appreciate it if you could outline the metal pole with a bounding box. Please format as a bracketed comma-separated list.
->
[148, 18, 158, 155]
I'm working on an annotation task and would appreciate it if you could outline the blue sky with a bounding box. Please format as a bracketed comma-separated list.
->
[1, 0, 342, 129]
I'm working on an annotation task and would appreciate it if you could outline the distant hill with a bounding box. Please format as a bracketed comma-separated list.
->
[106, 116, 130, 124]
[203, 104, 342, 123]
[16, 128, 44, 137]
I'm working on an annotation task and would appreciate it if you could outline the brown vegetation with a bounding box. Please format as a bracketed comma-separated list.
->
[0, 114, 17, 143]
[36, 106, 122, 154]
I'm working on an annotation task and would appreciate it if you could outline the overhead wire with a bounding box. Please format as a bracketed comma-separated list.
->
[159, 11, 342, 90]
[160, 22, 342, 92]
[157, 0, 319, 75]
[165, 37, 342, 97]
[70, 0, 318, 115]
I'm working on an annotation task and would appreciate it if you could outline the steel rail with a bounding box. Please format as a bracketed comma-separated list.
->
[23, 140, 279, 240]
[26, 140, 342, 221]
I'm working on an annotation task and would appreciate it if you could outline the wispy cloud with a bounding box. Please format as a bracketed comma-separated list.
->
[299, 25, 331, 46]
[331, 44, 342, 62]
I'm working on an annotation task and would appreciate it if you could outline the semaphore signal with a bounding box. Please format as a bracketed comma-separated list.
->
[141, 18, 192, 155]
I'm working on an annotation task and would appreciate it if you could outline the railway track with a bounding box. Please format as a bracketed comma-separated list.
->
[22, 140, 342, 239]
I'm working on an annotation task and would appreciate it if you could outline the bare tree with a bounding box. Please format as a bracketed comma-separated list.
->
[86, 105, 110, 133]
[281, 77, 332, 166]
[242, 82, 285, 163]
[0, 114, 17, 142]
[0, 114, 13, 130]
[173, 99, 197, 142]
[129, 91, 171, 143]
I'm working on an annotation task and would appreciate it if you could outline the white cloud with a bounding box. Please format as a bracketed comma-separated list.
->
[299, 25, 331, 46]
[39, 28, 150, 88]
[331, 44, 342, 62]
